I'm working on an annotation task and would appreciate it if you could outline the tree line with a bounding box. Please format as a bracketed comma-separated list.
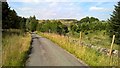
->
[69, 17, 108, 34]
[2, 1, 120, 44]
[36, 20, 69, 35]
[2, 2, 38, 33]
[2, 2, 26, 30]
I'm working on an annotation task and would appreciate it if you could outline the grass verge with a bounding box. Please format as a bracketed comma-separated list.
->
[38, 32, 118, 66]
[2, 29, 31, 66]
[68, 30, 119, 50]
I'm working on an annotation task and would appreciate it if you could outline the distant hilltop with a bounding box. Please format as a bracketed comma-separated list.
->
[38, 19, 77, 23]
[58, 19, 77, 21]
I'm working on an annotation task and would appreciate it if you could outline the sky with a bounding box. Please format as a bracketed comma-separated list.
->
[7, 0, 119, 20]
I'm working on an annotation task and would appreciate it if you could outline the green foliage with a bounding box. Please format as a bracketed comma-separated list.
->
[79, 16, 99, 24]
[68, 16, 107, 34]
[109, 1, 120, 44]
[38, 20, 69, 35]
[19, 17, 27, 32]
[2, 2, 9, 29]
[82, 30, 118, 50]
[76, 21, 107, 33]
[2, 2, 27, 33]
[2, 2, 31, 66]
[26, 15, 38, 32]
[70, 23, 78, 34]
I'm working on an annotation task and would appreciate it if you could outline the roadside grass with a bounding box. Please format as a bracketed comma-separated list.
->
[38, 32, 118, 66]
[2, 29, 31, 66]
[68, 30, 119, 50]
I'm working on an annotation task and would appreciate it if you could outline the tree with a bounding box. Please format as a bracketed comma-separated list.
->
[38, 20, 68, 35]
[8, 9, 19, 29]
[2, 2, 27, 30]
[26, 16, 38, 32]
[90, 17, 99, 23]
[2, 2, 11, 29]
[79, 16, 99, 24]
[19, 17, 27, 32]
[31, 15, 38, 31]
[79, 16, 90, 23]
[109, 1, 120, 44]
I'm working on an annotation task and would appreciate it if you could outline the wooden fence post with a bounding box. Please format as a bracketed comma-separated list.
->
[67, 35, 69, 42]
[80, 32, 82, 41]
[108, 35, 115, 66]
[80, 32, 82, 46]
[109, 35, 115, 56]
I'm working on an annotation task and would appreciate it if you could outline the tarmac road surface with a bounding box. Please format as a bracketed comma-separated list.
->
[26, 33, 88, 66]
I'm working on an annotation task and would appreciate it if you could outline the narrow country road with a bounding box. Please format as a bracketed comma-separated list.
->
[26, 33, 88, 66]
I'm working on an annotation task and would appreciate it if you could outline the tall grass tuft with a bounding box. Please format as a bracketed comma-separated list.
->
[2, 29, 31, 66]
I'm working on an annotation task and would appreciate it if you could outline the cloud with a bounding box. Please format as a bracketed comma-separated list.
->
[89, 6, 108, 11]
[49, 2, 58, 6]
[16, 6, 59, 19]
[18, 7, 32, 11]
[90, 6, 104, 11]
[8, 2, 115, 20]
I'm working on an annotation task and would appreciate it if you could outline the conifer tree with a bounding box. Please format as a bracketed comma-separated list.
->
[109, 1, 120, 44]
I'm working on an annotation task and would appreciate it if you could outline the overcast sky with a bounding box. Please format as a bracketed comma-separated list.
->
[7, 0, 119, 20]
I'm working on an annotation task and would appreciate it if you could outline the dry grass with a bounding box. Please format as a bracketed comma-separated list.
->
[38, 32, 118, 66]
[2, 30, 31, 66]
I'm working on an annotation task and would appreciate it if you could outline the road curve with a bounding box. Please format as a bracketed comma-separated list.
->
[26, 33, 87, 66]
